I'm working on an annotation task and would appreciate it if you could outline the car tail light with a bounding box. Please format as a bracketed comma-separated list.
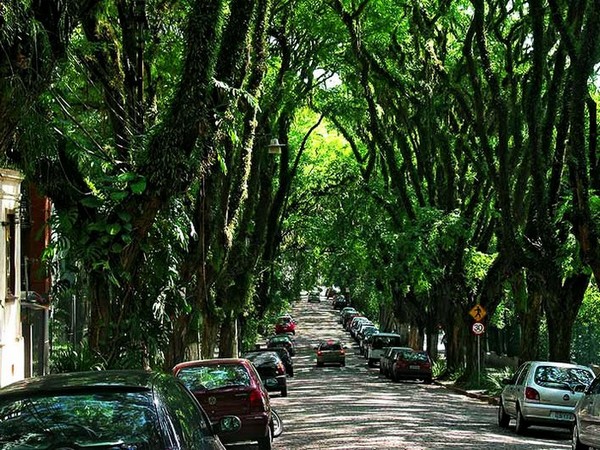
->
[249, 388, 266, 412]
[276, 361, 285, 375]
[525, 386, 540, 401]
[317, 351, 323, 356]
[340, 349, 345, 355]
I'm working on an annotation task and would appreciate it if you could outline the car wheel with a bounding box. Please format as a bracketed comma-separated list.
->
[368, 359, 375, 368]
[341, 361, 345, 367]
[497, 401, 510, 428]
[257, 424, 273, 450]
[515, 405, 529, 435]
[316, 361, 323, 367]
[423, 377, 432, 384]
[572, 423, 589, 450]
[288, 370, 294, 377]
[281, 386, 288, 397]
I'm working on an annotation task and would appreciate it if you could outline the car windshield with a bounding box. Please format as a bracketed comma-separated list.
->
[245, 352, 280, 365]
[534, 365, 594, 390]
[0, 390, 161, 448]
[270, 336, 291, 344]
[372, 336, 402, 349]
[176, 364, 251, 391]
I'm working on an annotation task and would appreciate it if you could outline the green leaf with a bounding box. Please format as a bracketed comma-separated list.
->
[107, 223, 122, 235]
[130, 178, 147, 194]
[110, 191, 128, 202]
[81, 196, 102, 208]
[118, 211, 132, 222]
[117, 172, 137, 182]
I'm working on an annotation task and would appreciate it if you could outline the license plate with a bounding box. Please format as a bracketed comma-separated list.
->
[550, 411, 573, 421]
[409, 365, 420, 370]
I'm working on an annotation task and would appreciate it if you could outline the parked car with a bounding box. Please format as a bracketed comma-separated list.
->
[244, 350, 288, 397]
[359, 327, 379, 355]
[275, 315, 296, 334]
[379, 346, 414, 378]
[339, 306, 357, 324]
[308, 289, 321, 303]
[173, 358, 274, 449]
[315, 339, 346, 367]
[253, 346, 294, 377]
[573, 373, 600, 450]
[365, 333, 404, 367]
[0, 370, 240, 449]
[349, 317, 373, 339]
[354, 321, 376, 342]
[391, 349, 433, 383]
[267, 334, 296, 356]
[332, 294, 349, 310]
[497, 360, 595, 435]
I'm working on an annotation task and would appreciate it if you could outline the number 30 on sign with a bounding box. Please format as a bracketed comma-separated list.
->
[472, 322, 485, 335]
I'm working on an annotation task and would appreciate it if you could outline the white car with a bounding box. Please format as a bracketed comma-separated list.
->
[365, 333, 403, 367]
[497, 360, 595, 435]
[573, 373, 600, 449]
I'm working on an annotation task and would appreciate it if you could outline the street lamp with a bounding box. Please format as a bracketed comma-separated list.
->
[267, 138, 285, 154]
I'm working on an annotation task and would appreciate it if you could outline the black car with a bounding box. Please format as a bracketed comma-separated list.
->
[266, 334, 296, 356]
[0, 370, 240, 449]
[252, 346, 294, 377]
[332, 295, 348, 310]
[244, 351, 288, 397]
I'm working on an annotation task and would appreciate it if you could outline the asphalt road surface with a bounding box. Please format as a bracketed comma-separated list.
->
[238, 294, 572, 450]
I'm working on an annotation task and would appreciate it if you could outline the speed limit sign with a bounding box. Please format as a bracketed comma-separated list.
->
[472, 322, 485, 335]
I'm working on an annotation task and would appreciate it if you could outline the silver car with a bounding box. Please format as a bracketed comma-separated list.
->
[572, 373, 600, 450]
[498, 361, 595, 435]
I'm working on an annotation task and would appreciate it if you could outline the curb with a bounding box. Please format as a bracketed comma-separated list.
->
[434, 380, 500, 406]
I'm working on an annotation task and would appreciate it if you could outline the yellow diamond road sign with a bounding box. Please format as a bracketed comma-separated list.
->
[469, 304, 486, 321]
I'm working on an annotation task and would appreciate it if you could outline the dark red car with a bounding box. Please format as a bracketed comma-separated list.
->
[391, 350, 433, 384]
[173, 358, 274, 450]
[275, 316, 296, 334]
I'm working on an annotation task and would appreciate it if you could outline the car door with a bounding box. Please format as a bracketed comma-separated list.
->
[579, 377, 600, 447]
[504, 363, 530, 416]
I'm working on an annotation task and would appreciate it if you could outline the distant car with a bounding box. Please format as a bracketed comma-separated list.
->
[267, 334, 296, 356]
[316, 339, 346, 367]
[244, 351, 288, 397]
[308, 290, 321, 302]
[366, 333, 404, 367]
[339, 307, 357, 324]
[391, 350, 433, 383]
[573, 373, 600, 449]
[497, 360, 595, 435]
[380, 346, 414, 378]
[0, 370, 240, 450]
[173, 358, 274, 449]
[275, 315, 296, 334]
[332, 295, 348, 310]
[349, 316, 372, 338]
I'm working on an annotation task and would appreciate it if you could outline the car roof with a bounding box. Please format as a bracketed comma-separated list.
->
[0, 370, 159, 399]
[372, 333, 402, 338]
[173, 358, 250, 370]
[527, 361, 594, 369]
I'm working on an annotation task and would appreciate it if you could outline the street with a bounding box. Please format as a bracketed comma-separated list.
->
[259, 295, 572, 449]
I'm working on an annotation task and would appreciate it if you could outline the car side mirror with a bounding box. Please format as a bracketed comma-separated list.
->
[213, 415, 242, 434]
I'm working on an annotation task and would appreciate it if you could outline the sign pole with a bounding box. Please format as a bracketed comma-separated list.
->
[477, 335, 481, 385]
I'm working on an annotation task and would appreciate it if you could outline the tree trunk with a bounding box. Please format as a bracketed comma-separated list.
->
[218, 314, 238, 358]
[545, 273, 590, 361]
[519, 284, 543, 364]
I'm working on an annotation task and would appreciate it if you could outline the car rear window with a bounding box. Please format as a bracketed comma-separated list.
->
[176, 364, 251, 391]
[0, 390, 161, 447]
[372, 335, 402, 349]
[320, 342, 342, 351]
[534, 365, 594, 390]
[402, 351, 429, 362]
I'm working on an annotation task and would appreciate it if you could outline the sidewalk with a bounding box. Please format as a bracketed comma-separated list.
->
[434, 380, 500, 406]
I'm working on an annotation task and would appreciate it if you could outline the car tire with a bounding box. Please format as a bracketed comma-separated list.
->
[316, 361, 323, 367]
[257, 424, 273, 450]
[572, 423, 590, 450]
[497, 401, 510, 428]
[515, 405, 529, 435]
[423, 377, 432, 384]
[288, 370, 294, 377]
[281, 386, 288, 397]
[341, 361, 345, 367]
[368, 359, 375, 368]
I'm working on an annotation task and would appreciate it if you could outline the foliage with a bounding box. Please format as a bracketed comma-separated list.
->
[572, 282, 600, 365]
[50, 344, 105, 373]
